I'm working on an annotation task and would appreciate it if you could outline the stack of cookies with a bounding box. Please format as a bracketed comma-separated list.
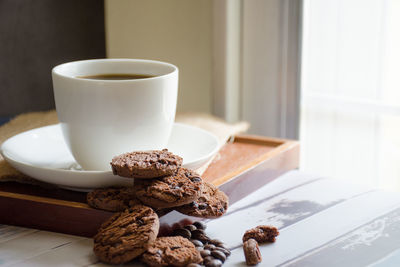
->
[87, 149, 229, 266]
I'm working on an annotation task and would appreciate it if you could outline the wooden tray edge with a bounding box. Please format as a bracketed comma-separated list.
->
[212, 136, 299, 187]
[0, 191, 91, 209]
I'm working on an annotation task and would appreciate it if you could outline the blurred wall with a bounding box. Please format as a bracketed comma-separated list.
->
[105, 0, 213, 113]
[0, 0, 105, 118]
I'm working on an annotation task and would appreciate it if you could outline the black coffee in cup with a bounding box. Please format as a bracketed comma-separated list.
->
[78, 74, 155, 80]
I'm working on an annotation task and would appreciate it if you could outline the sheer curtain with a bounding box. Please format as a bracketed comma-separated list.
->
[300, 0, 400, 191]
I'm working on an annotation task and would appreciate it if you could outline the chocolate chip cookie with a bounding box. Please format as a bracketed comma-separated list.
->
[87, 187, 141, 212]
[111, 149, 183, 179]
[242, 225, 279, 243]
[141, 236, 202, 267]
[93, 205, 159, 265]
[134, 168, 203, 208]
[176, 182, 228, 218]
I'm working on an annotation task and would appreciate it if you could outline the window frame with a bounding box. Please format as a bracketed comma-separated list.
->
[212, 0, 302, 139]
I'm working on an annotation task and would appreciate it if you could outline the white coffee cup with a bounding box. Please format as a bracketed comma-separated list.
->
[52, 59, 178, 171]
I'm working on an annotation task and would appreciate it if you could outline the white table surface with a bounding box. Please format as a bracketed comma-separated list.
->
[1, 170, 400, 266]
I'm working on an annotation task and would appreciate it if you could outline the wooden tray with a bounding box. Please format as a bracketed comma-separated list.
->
[0, 135, 299, 237]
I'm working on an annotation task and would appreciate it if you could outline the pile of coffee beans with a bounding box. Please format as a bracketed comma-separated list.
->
[172, 221, 231, 267]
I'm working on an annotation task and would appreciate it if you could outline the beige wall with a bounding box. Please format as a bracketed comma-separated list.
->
[105, 0, 213, 113]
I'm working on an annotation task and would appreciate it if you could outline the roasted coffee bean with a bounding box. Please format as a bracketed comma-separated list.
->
[205, 259, 223, 267]
[158, 223, 173, 237]
[203, 255, 214, 263]
[192, 229, 205, 235]
[200, 236, 211, 243]
[200, 249, 211, 257]
[204, 244, 216, 250]
[172, 223, 182, 230]
[193, 221, 207, 230]
[191, 239, 204, 247]
[211, 250, 226, 262]
[216, 243, 229, 251]
[184, 224, 197, 232]
[173, 228, 191, 239]
[191, 230, 205, 239]
[210, 239, 224, 246]
[192, 230, 210, 243]
[196, 246, 203, 252]
[213, 247, 231, 257]
[186, 264, 202, 267]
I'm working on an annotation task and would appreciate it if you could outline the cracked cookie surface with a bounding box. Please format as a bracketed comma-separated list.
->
[141, 236, 202, 267]
[111, 149, 183, 179]
[87, 187, 140, 212]
[176, 182, 228, 218]
[93, 205, 159, 264]
[134, 168, 203, 208]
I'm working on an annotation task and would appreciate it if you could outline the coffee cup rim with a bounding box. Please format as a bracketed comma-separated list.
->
[52, 58, 178, 82]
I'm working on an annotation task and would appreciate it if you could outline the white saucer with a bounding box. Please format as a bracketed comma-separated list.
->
[0, 123, 219, 191]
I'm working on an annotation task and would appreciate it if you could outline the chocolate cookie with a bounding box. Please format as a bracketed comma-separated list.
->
[242, 225, 279, 243]
[134, 168, 203, 208]
[93, 205, 159, 265]
[243, 239, 262, 265]
[111, 149, 183, 179]
[141, 236, 202, 267]
[176, 182, 228, 218]
[87, 187, 141, 212]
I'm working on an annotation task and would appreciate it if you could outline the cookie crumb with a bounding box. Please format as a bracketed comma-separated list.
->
[242, 225, 279, 243]
[243, 239, 262, 265]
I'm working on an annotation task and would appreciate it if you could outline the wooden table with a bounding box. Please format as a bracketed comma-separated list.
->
[1, 170, 400, 266]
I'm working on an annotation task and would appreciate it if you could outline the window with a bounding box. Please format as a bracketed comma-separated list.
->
[300, 0, 400, 190]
